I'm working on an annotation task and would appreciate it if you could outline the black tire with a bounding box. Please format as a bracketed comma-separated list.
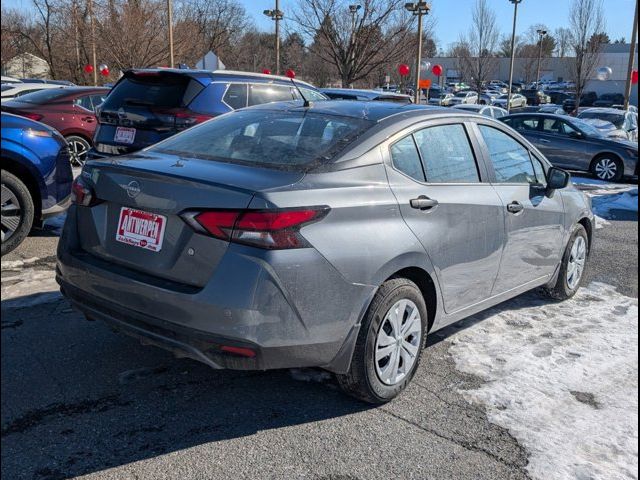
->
[336, 277, 427, 404]
[542, 224, 589, 300]
[65, 135, 91, 167]
[590, 154, 624, 182]
[1, 170, 34, 256]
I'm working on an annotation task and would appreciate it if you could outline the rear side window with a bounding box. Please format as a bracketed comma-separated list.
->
[413, 124, 480, 183]
[223, 83, 247, 109]
[74, 95, 94, 111]
[151, 110, 374, 170]
[390, 136, 425, 181]
[102, 74, 204, 109]
[248, 84, 294, 106]
[479, 125, 537, 184]
[503, 116, 540, 131]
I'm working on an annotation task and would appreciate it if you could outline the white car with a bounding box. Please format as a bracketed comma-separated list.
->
[577, 108, 638, 142]
[428, 93, 454, 106]
[449, 91, 478, 105]
[1, 83, 65, 103]
[452, 104, 508, 119]
[1, 75, 22, 84]
[493, 93, 527, 109]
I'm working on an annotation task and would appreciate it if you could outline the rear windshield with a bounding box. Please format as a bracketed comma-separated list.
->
[151, 110, 374, 170]
[1, 85, 13, 92]
[102, 74, 203, 109]
[11, 88, 67, 104]
[578, 112, 624, 128]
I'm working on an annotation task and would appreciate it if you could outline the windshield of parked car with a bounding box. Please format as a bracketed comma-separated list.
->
[578, 112, 624, 129]
[151, 110, 375, 170]
[1, 85, 13, 92]
[570, 118, 604, 137]
[11, 88, 67, 104]
[454, 92, 469, 97]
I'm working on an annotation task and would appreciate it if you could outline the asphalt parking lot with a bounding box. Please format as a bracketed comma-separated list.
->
[1, 180, 637, 480]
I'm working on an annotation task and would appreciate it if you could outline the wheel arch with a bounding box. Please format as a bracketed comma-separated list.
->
[589, 151, 624, 171]
[577, 216, 594, 254]
[387, 267, 438, 333]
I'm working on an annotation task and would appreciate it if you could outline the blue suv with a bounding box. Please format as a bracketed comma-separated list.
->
[1, 113, 73, 255]
[90, 69, 328, 158]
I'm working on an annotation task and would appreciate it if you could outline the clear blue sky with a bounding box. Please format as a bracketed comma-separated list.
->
[4, 0, 636, 50]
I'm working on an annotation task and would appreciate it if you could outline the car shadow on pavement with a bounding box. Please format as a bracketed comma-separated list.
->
[1, 296, 371, 480]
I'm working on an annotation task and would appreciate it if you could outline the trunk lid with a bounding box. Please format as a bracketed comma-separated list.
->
[76, 152, 304, 287]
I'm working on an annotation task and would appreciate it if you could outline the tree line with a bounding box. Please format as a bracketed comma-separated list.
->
[1, 0, 614, 93]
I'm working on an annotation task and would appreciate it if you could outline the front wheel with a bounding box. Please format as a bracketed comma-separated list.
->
[542, 224, 589, 300]
[1, 170, 35, 256]
[336, 278, 427, 403]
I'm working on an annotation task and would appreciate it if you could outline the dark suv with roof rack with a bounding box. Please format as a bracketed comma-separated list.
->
[89, 69, 327, 159]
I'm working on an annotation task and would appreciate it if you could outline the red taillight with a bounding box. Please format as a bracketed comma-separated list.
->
[184, 207, 329, 250]
[71, 177, 100, 207]
[23, 113, 43, 122]
[220, 345, 256, 358]
[152, 108, 213, 129]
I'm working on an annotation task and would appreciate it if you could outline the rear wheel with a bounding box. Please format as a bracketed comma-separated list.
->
[337, 278, 427, 403]
[591, 155, 623, 182]
[1, 170, 34, 256]
[66, 135, 91, 167]
[542, 224, 589, 300]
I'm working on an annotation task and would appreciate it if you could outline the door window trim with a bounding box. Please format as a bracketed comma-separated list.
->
[385, 118, 489, 185]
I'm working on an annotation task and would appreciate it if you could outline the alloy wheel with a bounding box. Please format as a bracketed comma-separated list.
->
[566, 236, 587, 290]
[1, 183, 22, 243]
[594, 158, 618, 181]
[374, 299, 422, 386]
[67, 137, 90, 167]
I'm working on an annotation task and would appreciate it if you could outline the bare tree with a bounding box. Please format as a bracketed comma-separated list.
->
[568, 0, 605, 110]
[291, 0, 419, 87]
[455, 0, 500, 93]
[554, 27, 573, 57]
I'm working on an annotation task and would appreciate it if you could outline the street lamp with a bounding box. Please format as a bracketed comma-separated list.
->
[624, 0, 638, 109]
[405, 2, 431, 104]
[347, 5, 361, 88]
[535, 29, 547, 89]
[264, 2, 285, 75]
[506, 0, 523, 113]
[167, 0, 175, 68]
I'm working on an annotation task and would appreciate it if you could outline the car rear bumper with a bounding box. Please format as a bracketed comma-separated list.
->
[56, 211, 373, 373]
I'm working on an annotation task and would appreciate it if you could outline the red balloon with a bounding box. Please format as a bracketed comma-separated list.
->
[83, 64, 94, 74]
[398, 64, 410, 77]
[100, 67, 110, 76]
[632, 70, 639, 85]
[285, 69, 296, 79]
[432, 64, 443, 76]
[262, 69, 271, 75]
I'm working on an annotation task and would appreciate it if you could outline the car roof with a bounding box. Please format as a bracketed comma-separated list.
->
[452, 104, 485, 110]
[320, 88, 411, 99]
[244, 99, 479, 123]
[1, 83, 66, 92]
[579, 107, 626, 115]
[125, 68, 320, 90]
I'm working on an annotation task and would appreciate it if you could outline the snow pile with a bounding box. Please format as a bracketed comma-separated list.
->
[591, 188, 638, 219]
[1, 261, 60, 308]
[448, 282, 638, 480]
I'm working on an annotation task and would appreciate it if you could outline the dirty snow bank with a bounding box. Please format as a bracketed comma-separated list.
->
[448, 282, 638, 480]
[591, 188, 638, 219]
[1, 260, 60, 308]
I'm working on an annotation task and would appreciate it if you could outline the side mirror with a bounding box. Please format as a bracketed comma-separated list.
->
[547, 167, 570, 192]
[568, 130, 584, 139]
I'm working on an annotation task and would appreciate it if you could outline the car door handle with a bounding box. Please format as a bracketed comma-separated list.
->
[410, 196, 438, 210]
[538, 138, 550, 143]
[507, 201, 524, 214]
[81, 116, 95, 122]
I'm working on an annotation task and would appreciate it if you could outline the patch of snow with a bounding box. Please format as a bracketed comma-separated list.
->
[448, 282, 638, 480]
[1, 257, 39, 270]
[594, 215, 610, 229]
[591, 188, 638, 219]
[1, 268, 61, 308]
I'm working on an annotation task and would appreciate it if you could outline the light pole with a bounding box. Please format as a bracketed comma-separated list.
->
[624, 0, 638, 109]
[405, 2, 431, 104]
[264, 1, 284, 75]
[88, 0, 97, 86]
[347, 5, 361, 88]
[506, 0, 523, 113]
[535, 29, 547, 89]
[167, 0, 174, 68]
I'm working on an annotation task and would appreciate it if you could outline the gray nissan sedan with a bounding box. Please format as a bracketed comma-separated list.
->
[57, 101, 594, 403]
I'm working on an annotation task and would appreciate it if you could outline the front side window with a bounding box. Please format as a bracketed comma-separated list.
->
[223, 83, 247, 109]
[479, 125, 537, 184]
[248, 84, 294, 106]
[413, 124, 480, 183]
[390, 135, 425, 182]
